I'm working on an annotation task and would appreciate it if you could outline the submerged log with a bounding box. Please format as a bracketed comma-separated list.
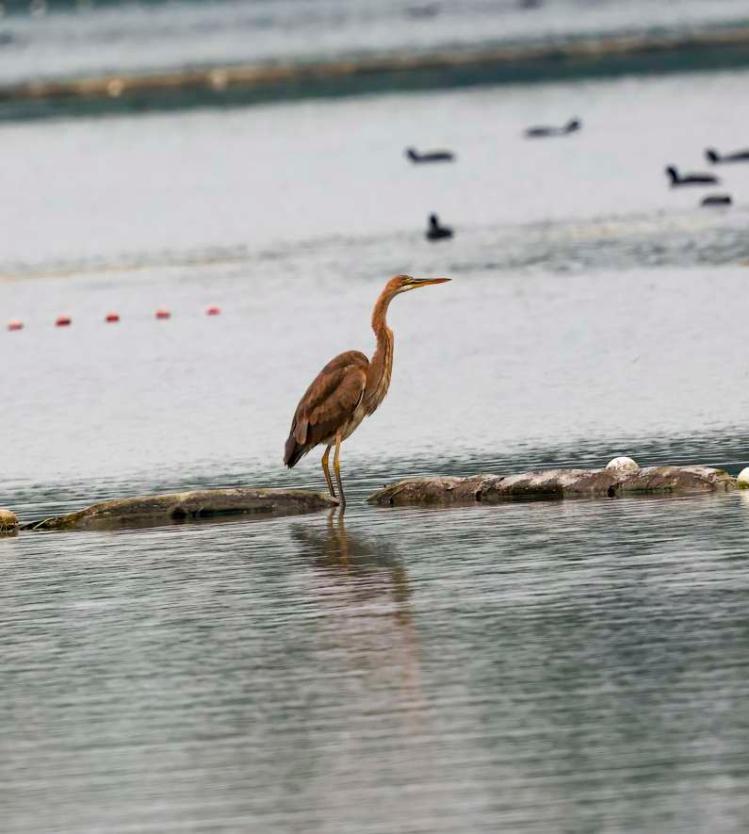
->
[26, 488, 336, 531]
[368, 466, 736, 507]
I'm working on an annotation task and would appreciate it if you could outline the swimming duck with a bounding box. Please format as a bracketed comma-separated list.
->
[665, 166, 719, 186]
[426, 213, 453, 241]
[406, 147, 455, 163]
[705, 147, 749, 164]
[524, 118, 581, 138]
[701, 194, 732, 206]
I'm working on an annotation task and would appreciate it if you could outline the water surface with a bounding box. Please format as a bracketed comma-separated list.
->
[2, 0, 748, 85]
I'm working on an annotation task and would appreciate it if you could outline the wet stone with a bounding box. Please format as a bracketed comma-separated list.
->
[368, 466, 736, 507]
[25, 488, 337, 532]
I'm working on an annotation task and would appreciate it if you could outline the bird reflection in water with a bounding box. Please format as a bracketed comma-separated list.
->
[290, 513, 425, 711]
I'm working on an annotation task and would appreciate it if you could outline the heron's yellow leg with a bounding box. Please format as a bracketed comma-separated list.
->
[321, 445, 336, 499]
[333, 432, 346, 511]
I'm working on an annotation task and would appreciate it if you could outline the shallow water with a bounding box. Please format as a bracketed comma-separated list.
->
[4, 495, 749, 833]
[2, 41, 749, 834]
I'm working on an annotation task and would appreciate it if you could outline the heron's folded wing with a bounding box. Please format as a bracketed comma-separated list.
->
[292, 351, 369, 447]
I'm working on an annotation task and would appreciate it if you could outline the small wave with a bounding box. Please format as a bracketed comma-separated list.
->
[2, 208, 748, 282]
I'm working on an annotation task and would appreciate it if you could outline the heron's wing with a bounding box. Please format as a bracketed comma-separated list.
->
[284, 351, 368, 465]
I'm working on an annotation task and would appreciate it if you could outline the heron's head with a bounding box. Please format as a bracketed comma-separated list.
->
[386, 274, 451, 296]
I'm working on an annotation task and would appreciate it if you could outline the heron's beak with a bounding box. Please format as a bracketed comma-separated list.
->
[409, 277, 451, 289]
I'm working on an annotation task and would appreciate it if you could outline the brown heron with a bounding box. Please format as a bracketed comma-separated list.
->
[284, 274, 450, 509]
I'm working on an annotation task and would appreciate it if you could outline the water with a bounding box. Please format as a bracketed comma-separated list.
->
[1, 0, 748, 86]
[3, 7, 749, 832]
[4, 497, 749, 832]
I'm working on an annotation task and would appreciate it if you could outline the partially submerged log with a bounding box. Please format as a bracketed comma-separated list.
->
[368, 466, 736, 507]
[26, 488, 336, 531]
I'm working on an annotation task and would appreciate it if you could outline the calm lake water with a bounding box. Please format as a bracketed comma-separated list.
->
[2, 13, 749, 832]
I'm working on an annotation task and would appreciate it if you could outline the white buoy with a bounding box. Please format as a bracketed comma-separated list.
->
[606, 456, 640, 474]
[738, 468, 749, 489]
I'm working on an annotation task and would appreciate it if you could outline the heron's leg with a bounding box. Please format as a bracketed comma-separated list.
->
[321, 445, 336, 499]
[333, 432, 346, 511]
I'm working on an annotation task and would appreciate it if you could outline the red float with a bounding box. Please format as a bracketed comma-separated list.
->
[105, 312, 120, 323]
[206, 305, 221, 316]
[7, 320, 23, 331]
[55, 315, 72, 327]
[155, 309, 171, 320]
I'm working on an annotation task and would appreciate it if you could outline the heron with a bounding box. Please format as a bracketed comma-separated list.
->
[284, 274, 450, 509]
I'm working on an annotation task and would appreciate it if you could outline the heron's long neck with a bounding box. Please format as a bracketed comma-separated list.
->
[364, 291, 395, 414]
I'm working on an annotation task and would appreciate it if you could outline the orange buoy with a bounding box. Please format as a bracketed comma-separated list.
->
[55, 315, 72, 327]
[206, 305, 221, 316]
[105, 312, 120, 323]
[155, 309, 171, 320]
[7, 320, 23, 331]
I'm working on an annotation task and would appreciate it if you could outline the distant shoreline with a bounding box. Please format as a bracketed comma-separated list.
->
[2, 24, 749, 120]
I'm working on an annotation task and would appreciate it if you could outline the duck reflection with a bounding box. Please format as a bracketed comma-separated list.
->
[290, 512, 424, 707]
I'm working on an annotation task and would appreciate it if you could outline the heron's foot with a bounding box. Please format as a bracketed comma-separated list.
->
[327, 494, 345, 512]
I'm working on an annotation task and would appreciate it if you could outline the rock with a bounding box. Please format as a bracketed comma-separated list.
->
[26, 488, 336, 532]
[368, 466, 736, 507]
[606, 456, 640, 474]
[738, 468, 749, 489]
[0, 508, 19, 534]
